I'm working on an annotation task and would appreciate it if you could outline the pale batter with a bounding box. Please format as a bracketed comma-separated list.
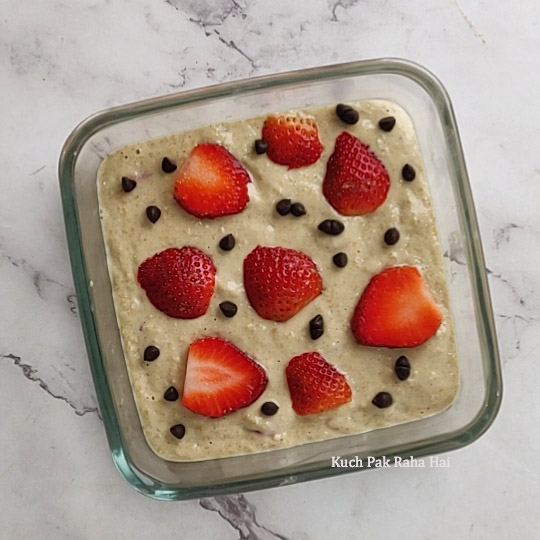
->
[97, 100, 459, 461]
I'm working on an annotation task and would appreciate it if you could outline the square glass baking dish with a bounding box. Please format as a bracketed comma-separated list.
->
[59, 58, 502, 500]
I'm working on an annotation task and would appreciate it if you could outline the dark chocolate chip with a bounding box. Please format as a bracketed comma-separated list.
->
[219, 301, 238, 318]
[402, 164, 416, 181]
[395, 356, 411, 381]
[291, 202, 306, 217]
[384, 227, 400, 246]
[255, 139, 269, 155]
[144, 345, 160, 362]
[170, 424, 186, 439]
[309, 314, 324, 340]
[276, 199, 292, 216]
[261, 401, 279, 416]
[318, 219, 345, 235]
[333, 252, 348, 268]
[378, 116, 396, 132]
[336, 103, 359, 125]
[146, 205, 161, 223]
[309, 327, 324, 340]
[121, 176, 137, 193]
[161, 157, 177, 173]
[372, 392, 393, 408]
[219, 233, 236, 251]
[164, 386, 179, 401]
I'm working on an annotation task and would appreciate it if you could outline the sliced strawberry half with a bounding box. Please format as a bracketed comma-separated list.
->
[323, 132, 390, 216]
[174, 143, 250, 219]
[243, 246, 323, 322]
[262, 114, 323, 169]
[137, 247, 215, 319]
[181, 337, 268, 418]
[286, 352, 352, 416]
[351, 266, 442, 348]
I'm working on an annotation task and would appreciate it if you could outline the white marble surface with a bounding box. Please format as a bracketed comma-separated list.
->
[1, 0, 539, 537]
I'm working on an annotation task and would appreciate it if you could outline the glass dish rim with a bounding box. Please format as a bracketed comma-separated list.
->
[58, 57, 502, 500]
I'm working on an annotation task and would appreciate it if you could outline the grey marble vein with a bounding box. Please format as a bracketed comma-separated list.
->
[2, 353, 99, 417]
[214, 30, 257, 71]
[443, 242, 466, 266]
[29, 164, 47, 176]
[449, 0, 486, 43]
[493, 223, 521, 249]
[3, 252, 76, 314]
[200, 495, 289, 540]
[4, 252, 71, 292]
[188, 17, 213, 37]
[163, 0, 256, 73]
[486, 268, 525, 307]
[167, 0, 247, 28]
[66, 294, 79, 317]
[495, 314, 533, 361]
[444, 241, 528, 309]
[329, 0, 361, 22]
[89, 141, 109, 160]
[173, 67, 188, 89]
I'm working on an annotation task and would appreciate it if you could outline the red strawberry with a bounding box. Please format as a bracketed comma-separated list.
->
[182, 337, 268, 418]
[261, 114, 323, 169]
[243, 246, 323, 322]
[137, 247, 215, 319]
[323, 132, 390, 216]
[174, 143, 250, 219]
[286, 352, 352, 415]
[351, 266, 442, 348]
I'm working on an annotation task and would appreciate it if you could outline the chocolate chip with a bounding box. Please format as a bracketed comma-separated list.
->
[310, 328, 324, 339]
[372, 392, 393, 408]
[395, 356, 411, 381]
[164, 386, 179, 401]
[276, 199, 292, 216]
[219, 233, 236, 251]
[336, 103, 359, 125]
[261, 401, 279, 416]
[333, 252, 348, 268]
[384, 227, 400, 246]
[121, 176, 137, 192]
[291, 202, 306, 217]
[144, 345, 160, 362]
[170, 424, 186, 439]
[378, 116, 396, 132]
[318, 219, 345, 235]
[161, 157, 177, 173]
[402, 164, 416, 181]
[310, 314, 324, 329]
[255, 139, 269, 155]
[219, 301, 238, 318]
[309, 314, 324, 340]
[146, 205, 161, 223]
